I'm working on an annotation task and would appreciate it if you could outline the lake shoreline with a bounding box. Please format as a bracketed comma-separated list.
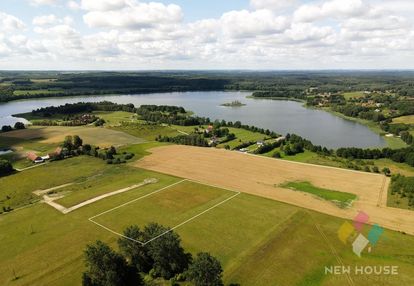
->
[0, 91, 386, 149]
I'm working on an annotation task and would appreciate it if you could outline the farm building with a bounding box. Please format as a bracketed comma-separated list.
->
[27, 152, 44, 164]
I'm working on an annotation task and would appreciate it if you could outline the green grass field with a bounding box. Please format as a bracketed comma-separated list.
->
[112, 122, 182, 141]
[217, 127, 268, 149]
[392, 115, 414, 124]
[280, 181, 357, 208]
[0, 165, 413, 286]
[342, 91, 366, 100]
[92, 111, 137, 126]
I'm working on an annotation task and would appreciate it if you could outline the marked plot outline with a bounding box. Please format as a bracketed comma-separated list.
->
[88, 179, 240, 245]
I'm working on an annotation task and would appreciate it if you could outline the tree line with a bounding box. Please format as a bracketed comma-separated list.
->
[156, 134, 209, 147]
[30, 101, 136, 117]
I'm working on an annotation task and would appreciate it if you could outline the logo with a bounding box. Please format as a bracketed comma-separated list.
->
[337, 211, 384, 257]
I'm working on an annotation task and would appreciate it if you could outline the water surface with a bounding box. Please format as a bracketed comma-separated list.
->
[0, 91, 385, 149]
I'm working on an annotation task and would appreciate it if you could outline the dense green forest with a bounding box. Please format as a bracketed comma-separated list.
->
[1, 71, 414, 102]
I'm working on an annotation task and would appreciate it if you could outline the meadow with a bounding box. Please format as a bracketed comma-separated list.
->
[280, 181, 357, 208]
[0, 156, 413, 286]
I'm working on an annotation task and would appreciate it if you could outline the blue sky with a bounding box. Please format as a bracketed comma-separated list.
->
[0, 0, 413, 69]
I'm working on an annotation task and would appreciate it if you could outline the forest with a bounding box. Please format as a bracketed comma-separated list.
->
[1, 70, 414, 102]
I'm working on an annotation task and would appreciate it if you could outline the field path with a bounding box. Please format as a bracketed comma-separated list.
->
[135, 145, 414, 235]
[43, 178, 158, 214]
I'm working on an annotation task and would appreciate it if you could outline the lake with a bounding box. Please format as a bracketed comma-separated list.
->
[0, 91, 386, 149]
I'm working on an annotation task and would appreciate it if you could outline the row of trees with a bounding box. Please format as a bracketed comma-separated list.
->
[252, 90, 306, 99]
[83, 223, 223, 286]
[156, 134, 209, 147]
[31, 102, 136, 117]
[32, 114, 100, 127]
[336, 146, 414, 168]
[59, 135, 134, 165]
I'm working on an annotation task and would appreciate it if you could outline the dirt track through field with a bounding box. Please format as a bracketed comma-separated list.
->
[135, 145, 414, 235]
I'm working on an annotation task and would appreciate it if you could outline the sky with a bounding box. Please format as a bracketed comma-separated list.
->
[0, 0, 413, 70]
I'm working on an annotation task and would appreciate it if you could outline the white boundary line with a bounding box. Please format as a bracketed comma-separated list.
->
[88, 179, 240, 245]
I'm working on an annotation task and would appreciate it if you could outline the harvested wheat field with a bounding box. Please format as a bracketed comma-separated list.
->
[0, 126, 144, 147]
[136, 145, 414, 235]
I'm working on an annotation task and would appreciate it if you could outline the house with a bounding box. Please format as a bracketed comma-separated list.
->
[257, 141, 265, 147]
[27, 152, 44, 163]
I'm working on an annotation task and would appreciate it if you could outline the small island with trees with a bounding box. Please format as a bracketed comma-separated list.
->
[220, 100, 246, 107]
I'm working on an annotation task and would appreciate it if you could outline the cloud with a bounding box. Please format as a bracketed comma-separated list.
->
[33, 14, 74, 26]
[2, 0, 414, 69]
[67, 0, 81, 10]
[0, 12, 25, 32]
[221, 9, 288, 38]
[29, 0, 58, 5]
[33, 14, 59, 26]
[294, 0, 366, 22]
[83, 1, 183, 29]
[250, 0, 296, 11]
[81, 0, 127, 11]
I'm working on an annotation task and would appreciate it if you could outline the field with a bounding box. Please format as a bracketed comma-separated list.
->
[112, 122, 182, 141]
[92, 111, 137, 126]
[216, 127, 269, 149]
[392, 115, 414, 124]
[342, 91, 366, 100]
[0, 126, 143, 148]
[1, 155, 414, 285]
[136, 145, 414, 235]
[280, 181, 357, 208]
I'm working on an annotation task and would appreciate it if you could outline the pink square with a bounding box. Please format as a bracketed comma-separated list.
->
[353, 211, 369, 232]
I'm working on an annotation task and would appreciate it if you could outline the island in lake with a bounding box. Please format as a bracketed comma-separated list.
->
[221, 100, 246, 107]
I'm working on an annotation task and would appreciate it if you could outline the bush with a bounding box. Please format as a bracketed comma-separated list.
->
[273, 151, 282, 158]
[1, 125, 12, 132]
[14, 122, 25, 129]
[0, 159, 14, 177]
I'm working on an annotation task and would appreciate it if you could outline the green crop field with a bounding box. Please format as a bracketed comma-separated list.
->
[0, 164, 413, 286]
[280, 181, 357, 208]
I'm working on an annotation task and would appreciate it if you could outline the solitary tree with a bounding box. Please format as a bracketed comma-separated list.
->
[73, 135, 83, 149]
[14, 122, 25, 129]
[63, 135, 73, 151]
[82, 241, 141, 286]
[187, 252, 223, 286]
